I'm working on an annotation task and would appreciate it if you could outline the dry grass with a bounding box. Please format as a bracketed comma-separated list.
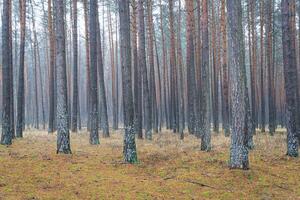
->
[0, 129, 299, 200]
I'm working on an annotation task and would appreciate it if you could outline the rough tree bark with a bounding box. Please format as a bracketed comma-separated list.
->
[185, 0, 196, 135]
[96, 0, 109, 138]
[119, 0, 138, 163]
[281, 0, 299, 157]
[138, 0, 152, 140]
[1, 0, 13, 145]
[260, 0, 266, 132]
[146, 0, 158, 133]
[266, 0, 276, 135]
[71, 0, 78, 132]
[221, 0, 230, 136]
[16, 0, 26, 138]
[131, 0, 143, 139]
[48, 0, 55, 133]
[227, 0, 249, 169]
[54, 0, 72, 154]
[169, 0, 178, 133]
[200, 0, 211, 151]
[211, 0, 219, 133]
[89, 0, 99, 145]
[160, 0, 169, 129]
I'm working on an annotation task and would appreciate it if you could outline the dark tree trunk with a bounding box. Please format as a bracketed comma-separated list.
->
[227, 0, 249, 169]
[177, 0, 184, 139]
[221, 0, 230, 136]
[185, 0, 196, 135]
[169, 0, 178, 133]
[96, 1, 109, 138]
[266, 0, 276, 135]
[1, 0, 13, 145]
[211, 0, 219, 133]
[89, 0, 99, 145]
[48, 0, 55, 133]
[131, 0, 143, 139]
[16, 0, 26, 138]
[54, 0, 71, 154]
[138, 0, 152, 140]
[260, 0, 266, 132]
[71, 0, 78, 132]
[146, 0, 158, 133]
[8, 0, 14, 138]
[119, 0, 138, 163]
[281, 0, 299, 157]
[160, 0, 169, 129]
[200, 0, 211, 151]
[250, 0, 258, 129]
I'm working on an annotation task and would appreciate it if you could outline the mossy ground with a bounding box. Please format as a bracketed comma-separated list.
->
[0, 129, 299, 199]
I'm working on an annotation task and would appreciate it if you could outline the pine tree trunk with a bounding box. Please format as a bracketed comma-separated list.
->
[221, 0, 230, 136]
[138, 0, 152, 140]
[260, 0, 266, 132]
[71, 0, 78, 133]
[83, 0, 90, 129]
[185, 0, 196, 135]
[16, 0, 26, 138]
[96, 2, 109, 138]
[147, 0, 158, 133]
[250, 0, 258, 129]
[211, 0, 219, 133]
[227, 0, 249, 169]
[281, 0, 299, 157]
[169, 0, 178, 133]
[160, 0, 169, 129]
[266, 0, 276, 135]
[48, 0, 55, 133]
[119, 0, 138, 163]
[89, 0, 99, 145]
[1, 0, 13, 145]
[200, 0, 211, 151]
[131, 0, 143, 139]
[54, 0, 71, 154]
[177, 0, 184, 139]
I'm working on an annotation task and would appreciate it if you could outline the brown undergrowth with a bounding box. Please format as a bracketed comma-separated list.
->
[0, 129, 299, 199]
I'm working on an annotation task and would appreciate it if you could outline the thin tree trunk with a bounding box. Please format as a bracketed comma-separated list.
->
[221, 0, 230, 136]
[160, 0, 169, 129]
[96, 1, 109, 138]
[211, 0, 219, 133]
[131, 0, 143, 138]
[83, 0, 90, 129]
[169, 0, 178, 133]
[266, 0, 276, 135]
[177, 0, 184, 139]
[16, 0, 26, 138]
[138, 0, 152, 140]
[71, 0, 78, 132]
[48, 0, 55, 133]
[89, 0, 99, 145]
[260, 0, 266, 132]
[146, 0, 158, 133]
[108, 6, 118, 130]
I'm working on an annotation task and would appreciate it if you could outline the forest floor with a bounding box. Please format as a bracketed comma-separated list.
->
[0, 129, 299, 200]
